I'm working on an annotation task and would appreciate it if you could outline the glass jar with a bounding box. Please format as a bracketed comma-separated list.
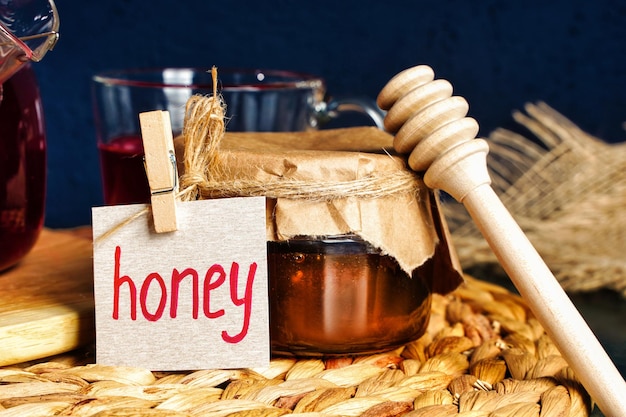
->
[268, 234, 432, 356]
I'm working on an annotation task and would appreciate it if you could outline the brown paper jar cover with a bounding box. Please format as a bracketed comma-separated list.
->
[206, 127, 463, 287]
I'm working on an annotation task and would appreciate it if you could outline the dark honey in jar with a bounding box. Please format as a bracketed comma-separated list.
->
[268, 235, 433, 356]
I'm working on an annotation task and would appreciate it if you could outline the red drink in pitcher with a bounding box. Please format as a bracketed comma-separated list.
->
[0, 65, 46, 271]
[98, 135, 151, 206]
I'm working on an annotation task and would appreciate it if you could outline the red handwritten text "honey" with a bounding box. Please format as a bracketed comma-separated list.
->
[111, 246, 257, 343]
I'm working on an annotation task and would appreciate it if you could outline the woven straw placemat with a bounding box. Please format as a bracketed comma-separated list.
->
[0, 276, 592, 417]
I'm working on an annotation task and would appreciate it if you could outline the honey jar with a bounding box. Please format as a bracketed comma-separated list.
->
[178, 101, 464, 356]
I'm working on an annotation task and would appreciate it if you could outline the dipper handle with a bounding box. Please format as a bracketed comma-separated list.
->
[379, 65, 626, 417]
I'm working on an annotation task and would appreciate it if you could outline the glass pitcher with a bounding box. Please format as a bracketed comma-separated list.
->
[0, 0, 59, 271]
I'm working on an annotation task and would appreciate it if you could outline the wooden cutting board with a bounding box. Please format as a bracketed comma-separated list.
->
[0, 228, 94, 366]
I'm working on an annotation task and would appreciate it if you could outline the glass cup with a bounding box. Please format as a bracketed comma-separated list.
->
[91, 67, 385, 206]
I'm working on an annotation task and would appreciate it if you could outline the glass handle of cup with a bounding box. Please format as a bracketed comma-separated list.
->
[319, 97, 386, 130]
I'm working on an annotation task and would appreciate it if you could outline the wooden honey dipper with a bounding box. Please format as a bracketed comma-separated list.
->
[378, 65, 626, 417]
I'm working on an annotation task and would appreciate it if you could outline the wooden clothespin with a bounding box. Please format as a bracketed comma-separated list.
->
[139, 111, 179, 233]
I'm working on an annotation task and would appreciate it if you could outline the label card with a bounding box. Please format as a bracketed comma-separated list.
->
[92, 197, 269, 371]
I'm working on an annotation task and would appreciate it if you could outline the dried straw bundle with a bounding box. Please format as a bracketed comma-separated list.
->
[0, 276, 593, 416]
[444, 102, 626, 296]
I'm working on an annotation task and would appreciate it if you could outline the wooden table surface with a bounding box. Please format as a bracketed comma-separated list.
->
[0, 228, 94, 366]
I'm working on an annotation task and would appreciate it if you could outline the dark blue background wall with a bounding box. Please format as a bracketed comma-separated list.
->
[36, 0, 626, 227]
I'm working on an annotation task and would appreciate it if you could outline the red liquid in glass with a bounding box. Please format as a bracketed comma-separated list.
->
[0, 65, 46, 271]
[98, 135, 151, 206]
